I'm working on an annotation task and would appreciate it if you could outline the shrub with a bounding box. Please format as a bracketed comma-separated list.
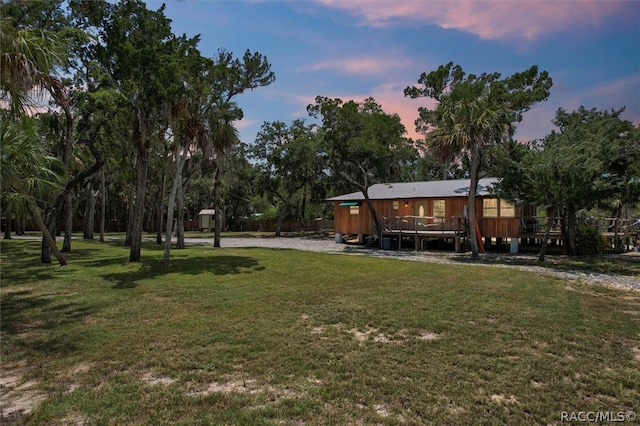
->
[575, 219, 606, 255]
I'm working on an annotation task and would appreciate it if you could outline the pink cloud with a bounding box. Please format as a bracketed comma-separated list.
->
[316, 0, 637, 40]
[514, 73, 640, 141]
[303, 55, 412, 76]
[366, 83, 437, 141]
[296, 82, 436, 141]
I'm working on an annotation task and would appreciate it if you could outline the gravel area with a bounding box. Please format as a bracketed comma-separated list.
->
[191, 237, 640, 292]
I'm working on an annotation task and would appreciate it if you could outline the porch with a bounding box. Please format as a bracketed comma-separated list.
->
[374, 215, 640, 254]
[380, 215, 466, 252]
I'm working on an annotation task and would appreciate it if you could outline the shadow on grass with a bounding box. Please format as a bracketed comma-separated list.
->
[0, 242, 115, 286]
[95, 254, 266, 289]
[1, 290, 91, 355]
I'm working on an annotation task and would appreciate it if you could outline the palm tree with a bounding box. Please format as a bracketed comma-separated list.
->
[1, 116, 67, 265]
[0, 17, 65, 118]
[427, 81, 510, 259]
[207, 104, 240, 248]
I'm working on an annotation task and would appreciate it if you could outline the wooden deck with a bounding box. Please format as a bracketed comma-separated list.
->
[380, 215, 639, 253]
[382, 215, 465, 251]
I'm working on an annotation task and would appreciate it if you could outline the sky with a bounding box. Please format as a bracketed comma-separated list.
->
[146, 0, 640, 145]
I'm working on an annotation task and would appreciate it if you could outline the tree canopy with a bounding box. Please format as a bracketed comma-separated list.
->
[2, 0, 638, 265]
[405, 63, 552, 259]
[308, 96, 416, 244]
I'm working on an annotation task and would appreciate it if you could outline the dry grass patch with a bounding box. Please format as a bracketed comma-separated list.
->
[490, 394, 520, 405]
[141, 372, 177, 387]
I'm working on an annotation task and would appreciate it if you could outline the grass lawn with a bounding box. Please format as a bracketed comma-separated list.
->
[1, 238, 639, 425]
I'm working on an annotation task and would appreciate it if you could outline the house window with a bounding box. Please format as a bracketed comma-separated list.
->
[349, 206, 360, 215]
[433, 200, 446, 219]
[483, 198, 515, 218]
[500, 200, 515, 217]
[393, 201, 399, 211]
[483, 199, 498, 218]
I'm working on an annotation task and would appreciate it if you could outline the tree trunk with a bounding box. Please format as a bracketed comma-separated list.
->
[130, 147, 149, 262]
[40, 207, 57, 264]
[34, 208, 67, 266]
[163, 152, 186, 264]
[15, 218, 23, 236]
[176, 179, 185, 249]
[538, 211, 555, 262]
[362, 193, 383, 248]
[156, 164, 167, 245]
[99, 168, 106, 242]
[125, 185, 135, 247]
[3, 215, 11, 239]
[62, 192, 73, 252]
[565, 203, 577, 256]
[83, 181, 96, 240]
[213, 158, 223, 248]
[275, 193, 294, 237]
[300, 184, 308, 231]
[467, 142, 481, 260]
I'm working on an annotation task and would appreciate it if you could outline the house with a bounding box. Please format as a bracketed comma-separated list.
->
[326, 178, 527, 251]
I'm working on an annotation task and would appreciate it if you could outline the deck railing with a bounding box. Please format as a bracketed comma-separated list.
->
[520, 216, 640, 236]
[383, 215, 465, 234]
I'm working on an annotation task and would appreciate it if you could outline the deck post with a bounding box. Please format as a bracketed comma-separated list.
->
[510, 237, 518, 254]
[614, 217, 619, 254]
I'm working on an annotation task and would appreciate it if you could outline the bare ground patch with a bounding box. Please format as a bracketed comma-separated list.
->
[187, 372, 301, 405]
[0, 361, 46, 420]
[141, 372, 177, 387]
[490, 394, 520, 405]
[302, 318, 442, 345]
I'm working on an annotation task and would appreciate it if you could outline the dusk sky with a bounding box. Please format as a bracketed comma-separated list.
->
[147, 0, 640, 145]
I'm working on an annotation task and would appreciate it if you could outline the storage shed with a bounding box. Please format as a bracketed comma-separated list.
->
[198, 209, 217, 231]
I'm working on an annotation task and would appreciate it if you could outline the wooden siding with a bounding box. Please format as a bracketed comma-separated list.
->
[333, 197, 522, 238]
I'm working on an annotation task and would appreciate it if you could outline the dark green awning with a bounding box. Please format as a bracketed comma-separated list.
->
[338, 202, 359, 207]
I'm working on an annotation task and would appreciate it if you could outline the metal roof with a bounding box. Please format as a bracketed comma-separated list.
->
[326, 178, 499, 201]
[198, 209, 217, 215]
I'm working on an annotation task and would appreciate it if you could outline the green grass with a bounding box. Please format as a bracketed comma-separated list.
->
[1, 239, 639, 425]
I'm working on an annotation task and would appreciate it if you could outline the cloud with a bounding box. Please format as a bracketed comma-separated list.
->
[315, 0, 638, 40]
[515, 73, 640, 141]
[302, 55, 412, 76]
[291, 82, 436, 141]
[366, 82, 436, 141]
[589, 73, 640, 114]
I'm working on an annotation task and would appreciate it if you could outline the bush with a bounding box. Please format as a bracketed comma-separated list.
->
[575, 219, 606, 255]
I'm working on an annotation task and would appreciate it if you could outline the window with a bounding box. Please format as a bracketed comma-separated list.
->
[483, 198, 515, 218]
[393, 201, 399, 211]
[483, 199, 498, 218]
[500, 200, 515, 217]
[349, 206, 360, 215]
[433, 200, 446, 218]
